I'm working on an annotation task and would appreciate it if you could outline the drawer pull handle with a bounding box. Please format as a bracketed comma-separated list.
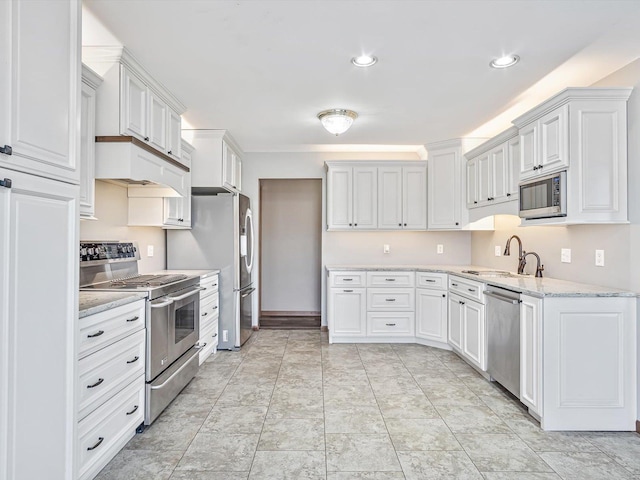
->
[343, 278, 353, 281]
[385, 298, 396, 302]
[385, 323, 396, 326]
[126, 405, 139, 416]
[213, 333, 218, 337]
[451, 283, 458, 287]
[195, 342, 207, 349]
[202, 312, 208, 317]
[126, 356, 139, 364]
[468, 288, 475, 292]
[87, 437, 104, 451]
[213, 284, 217, 287]
[87, 330, 104, 338]
[459, 301, 465, 305]
[126, 316, 139, 323]
[212, 306, 218, 310]
[87, 378, 104, 389]
[425, 279, 436, 282]
[343, 289, 353, 293]
[385, 278, 396, 282]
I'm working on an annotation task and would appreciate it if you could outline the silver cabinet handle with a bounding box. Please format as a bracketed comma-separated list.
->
[87, 437, 104, 451]
[385, 323, 396, 326]
[87, 378, 104, 389]
[385, 278, 396, 282]
[343, 289, 353, 293]
[343, 278, 353, 281]
[126, 356, 139, 364]
[425, 279, 436, 282]
[126, 405, 139, 416]
[385, 298, 396, 302]
[87, 330, 104, 338]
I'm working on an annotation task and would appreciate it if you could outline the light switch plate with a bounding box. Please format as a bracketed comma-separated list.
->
[147, 245, 154, 257]
[494, 246, 501, 256]
[437, 244, 444, 254]
[561, 248, 571, 263]
[595, 249, 605, 266]
[383, 244, 390, 254]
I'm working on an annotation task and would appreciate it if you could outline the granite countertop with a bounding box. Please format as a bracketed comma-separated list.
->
[79, 291, 147, 318]
[325, 264, 637, 298]
[158, 269, 220, 279]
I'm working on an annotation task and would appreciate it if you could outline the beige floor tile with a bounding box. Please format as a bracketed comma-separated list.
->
[396, 450, 483, 479]
[324, 405, 387, 434]
[375, 393, 440, 419]
[435, 405, 512, 434]
[249, 450, 326, 479]
[386, 418, 462, 451]
[200, 404, 268, 434]
[176, 433, 259, 472]
[258, 417, 325, 450]
[96, 449, 184, 480]
[326, 434, 402, 472]
[539, 451, 635, 479]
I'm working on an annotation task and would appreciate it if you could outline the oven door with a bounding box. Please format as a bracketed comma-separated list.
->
[167, 286, 201, 364]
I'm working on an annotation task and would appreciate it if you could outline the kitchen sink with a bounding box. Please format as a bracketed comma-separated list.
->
[461, 270, 519, 278]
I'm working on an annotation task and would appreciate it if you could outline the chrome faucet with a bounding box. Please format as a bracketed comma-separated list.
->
[504, 235, 526, 274]
[521, 251, 545, 277]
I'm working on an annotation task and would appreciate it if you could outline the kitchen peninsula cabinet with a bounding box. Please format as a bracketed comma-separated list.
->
[0, 1, 81, 479]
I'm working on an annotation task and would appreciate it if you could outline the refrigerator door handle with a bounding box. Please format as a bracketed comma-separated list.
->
[245, 208, 255, 274]
[240, 287, 256, 299]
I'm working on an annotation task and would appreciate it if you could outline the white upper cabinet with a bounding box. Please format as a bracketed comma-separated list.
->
[327, 163, 377, 230]
[187, 129, 243, 194]
[0, 0, 81, 184]
[83, 46, 185, 163]
[466, 158, 478, 209]
[80, 65, 103, 220]
[327, 161, 425, 231]
[513, 87, 632, 224]
[427, 139, 483, 229]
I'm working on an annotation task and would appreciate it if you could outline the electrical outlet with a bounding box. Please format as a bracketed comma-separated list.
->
[437, 244, 444, 254]
[494, 246, 501, 256]
[595, 249, 605, 267]
[561, 248, 571, 263]
[383, 244, 390, 254]
[147, 245, 154, 257]
[223, 330, 229, 342]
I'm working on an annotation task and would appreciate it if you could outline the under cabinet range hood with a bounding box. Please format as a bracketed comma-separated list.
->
[95, 136, 189, 197]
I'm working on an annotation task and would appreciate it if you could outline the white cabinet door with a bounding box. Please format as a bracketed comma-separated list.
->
[120, 66, 148, 140]
[166, 109, 182, 160]
[147, 91, 168, 153]
[448, 293, 463, 351]
[428, 148, 461, 229]
[539, 104, 569, 173]
[329, 288, 366, 339]
[403, 165, 427, 229]
[377, 166, 403, 229]
[0, 0, 80, 184]
[507, 136, 520, 198]
[462, 300, 486, 371]
[466, 158, 478, 208]
[520, 294, 542, 416]
[519, 122, 538, 179]
[222, 140, 240, 192]
[327, 166, 353, 229]
[234, 153, 242, 192]
[353, 166, 377, 229]
[80, 81, 97, 219]
[416, 289, 448, 343]
[491, 143, 509, 202]
[477, 153, 491, 205]
[0, 168, 78, 480]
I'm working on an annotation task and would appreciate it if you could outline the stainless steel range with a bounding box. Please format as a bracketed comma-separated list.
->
[80, 241, 201, 425]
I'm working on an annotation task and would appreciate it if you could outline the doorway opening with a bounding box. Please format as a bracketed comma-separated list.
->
[259, 179, 322, 329]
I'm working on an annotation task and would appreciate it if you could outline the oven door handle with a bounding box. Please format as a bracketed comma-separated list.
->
[150, 298, 174, 308]
[169, 287, 202, 302]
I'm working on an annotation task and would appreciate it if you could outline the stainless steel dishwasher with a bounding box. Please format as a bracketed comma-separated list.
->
[485, 285, 521, 397]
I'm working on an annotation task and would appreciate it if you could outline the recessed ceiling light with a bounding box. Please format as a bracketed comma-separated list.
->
[351, 55, 378, 67]
[490, 55, 520, 69]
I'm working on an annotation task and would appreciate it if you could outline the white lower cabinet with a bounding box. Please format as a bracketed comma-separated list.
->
[447, 293, 463, 351]
[367, 312, 415, 337]
[328, 287, 367, 341]
[520, 294, 542, 416]
[416, 272, 448, 346]
[197, 272, 220, 364]
[77, 299, 146, 480]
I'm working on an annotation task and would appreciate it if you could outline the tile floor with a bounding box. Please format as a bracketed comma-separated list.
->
[97, 330, 640, 480]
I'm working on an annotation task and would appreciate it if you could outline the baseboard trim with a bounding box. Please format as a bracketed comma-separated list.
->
[636, 420, 640, 434]
[252, 326, 260, 331]
[321, 325, 328, 332]
[260, 310, 321, 317]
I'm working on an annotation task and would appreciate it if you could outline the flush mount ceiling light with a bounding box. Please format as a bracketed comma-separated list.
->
[317, 109, 358, 135]
[351, 54, 378, 67]
[490, 54, 520, 69]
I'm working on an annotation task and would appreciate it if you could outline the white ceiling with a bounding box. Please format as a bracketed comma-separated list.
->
[83, 0, 640, 153]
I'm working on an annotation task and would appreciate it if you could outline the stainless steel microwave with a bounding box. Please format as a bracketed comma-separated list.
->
[519, 171, 567, 219]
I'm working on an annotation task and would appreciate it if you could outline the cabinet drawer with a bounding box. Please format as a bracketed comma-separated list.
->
[78, 375, 145, 480]
[200, 274, 219, 300]
[417, 272, 448, 290]
[198, 320, 219, 365]
[78, 329, 146, 421]
[449, 275, 485, 303]
[367, 271, 415, 288]
[367, 288, 415, 311]
[79, 300, 146, 359]
[367, 312, 415, 336]
[330, 271, 366, 287]
[200, 294, 219, 325]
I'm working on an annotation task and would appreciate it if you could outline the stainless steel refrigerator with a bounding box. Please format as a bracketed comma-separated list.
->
[166, 193, 255, 350]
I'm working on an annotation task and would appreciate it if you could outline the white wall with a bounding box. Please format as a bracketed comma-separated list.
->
[80, 180, 167, 273]
[260, 179, 322, 313]
[242, 151, 472, 327]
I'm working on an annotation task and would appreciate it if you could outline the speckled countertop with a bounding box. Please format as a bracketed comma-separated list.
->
[79, 291, 147, 318]
[157, 269, 220, 279]
[325, 265, 637, 298]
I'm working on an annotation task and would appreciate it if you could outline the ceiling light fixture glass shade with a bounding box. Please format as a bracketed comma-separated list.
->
[351, 55, 378, 67]
[490, 54, 520, 69]
[317, 109, 358, 135]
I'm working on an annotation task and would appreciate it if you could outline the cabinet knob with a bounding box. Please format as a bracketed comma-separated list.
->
[0, 178, 12, 189]
[144, 137, 149, 142]
[455, 222, 459, 226]
[168, 150, 172, 155]
[354, 223, 358, 226]
[459, 301, 465, 305]
[349, 223, 352, 226]
[538, 165, 544, 170]
[404, 223, 407, 226]
[506, 193, 511, 197]
[442, 294, 446, 297]
[473, 201, 478, 204]
[533, 165, 539, 171]
[398, 223, 402, 226]
[0, 145, 12, 156]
